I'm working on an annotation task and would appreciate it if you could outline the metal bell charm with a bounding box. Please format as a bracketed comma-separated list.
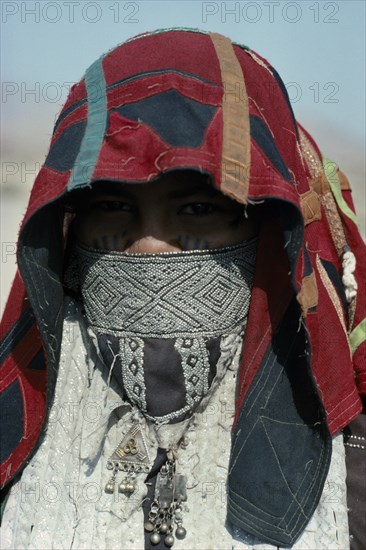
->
[118, 480, 127, 493]
[144, 521, 154, 532]
[150, 532, 161, 545]
[175, 525, 186, 539]
[118, 477, 136, 494]
[145, 450, 187, 547]
[160, 522, 169, 534]
[164, 534, 175, 547]
[105, 481, 115, 494]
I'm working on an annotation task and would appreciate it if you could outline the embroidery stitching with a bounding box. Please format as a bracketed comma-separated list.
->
[120, 335, 147, 411]
[175, 337, 211, 411]
[78, 241, 256, 338]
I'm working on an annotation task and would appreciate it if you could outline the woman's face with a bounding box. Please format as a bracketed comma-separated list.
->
[74, 172, 258, 253]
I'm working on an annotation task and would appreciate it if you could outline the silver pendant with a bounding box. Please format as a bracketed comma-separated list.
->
[104, 422, 151, 494]
[145, 450, 187, 547]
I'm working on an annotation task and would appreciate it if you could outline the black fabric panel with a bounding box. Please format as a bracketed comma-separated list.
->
[303, 246, 313, 277]
[277, 201, 304, 287]
[227, 299, 331, 547]
[18, 202, 65, 419]
[98, 334, 126, 397]
[250, 115, 292, 183]
[142, 448, 168, 550]
[45, 120, 87, 172]
[143, 337, 186, 417]
[269, 66, 299, 140]
[0, 308, 34, 365]
[320, 258, 348, 315]
[27, 348, 46, 370]
[54, 69, 219, 138]
[53, 99, 87, 132]
[114, 90, 217, 147]
[205, 336, 221, 386]
[0, 380, 24, 463]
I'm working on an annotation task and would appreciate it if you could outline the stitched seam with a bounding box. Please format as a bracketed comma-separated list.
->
[315, 254, 350, 351]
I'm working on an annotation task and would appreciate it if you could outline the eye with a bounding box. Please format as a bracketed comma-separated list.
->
[179, 203, 216, 216]
[94, 200, 133, 213]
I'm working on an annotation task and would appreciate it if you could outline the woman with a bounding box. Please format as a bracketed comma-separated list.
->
[1, 29, 365, 549]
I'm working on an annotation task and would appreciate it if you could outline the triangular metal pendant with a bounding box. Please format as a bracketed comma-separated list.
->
[107, 422, 151, 474]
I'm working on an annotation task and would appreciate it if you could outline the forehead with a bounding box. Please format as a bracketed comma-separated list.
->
[70, 170, 222, 204]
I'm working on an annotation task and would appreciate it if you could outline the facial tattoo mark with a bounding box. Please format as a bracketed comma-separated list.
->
[177, 235, 211, 251]
[92, 232, 128, 251]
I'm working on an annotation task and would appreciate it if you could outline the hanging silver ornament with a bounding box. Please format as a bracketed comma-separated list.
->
[144, 450, 187, 547]
[150, 532, 161, 545]
[105, 422, 151, 495]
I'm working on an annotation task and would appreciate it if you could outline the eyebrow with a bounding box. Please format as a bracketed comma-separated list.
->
[89, 182, 220, 200]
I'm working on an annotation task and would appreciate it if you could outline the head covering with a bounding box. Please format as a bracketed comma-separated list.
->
[1, 28, 365, 546]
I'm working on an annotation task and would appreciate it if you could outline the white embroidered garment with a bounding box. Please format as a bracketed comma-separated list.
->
[1, 299, 349, 549]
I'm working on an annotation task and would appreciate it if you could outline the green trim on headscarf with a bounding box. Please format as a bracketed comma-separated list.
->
[349, 318, 366, 355]
[323, 157, 359, 228]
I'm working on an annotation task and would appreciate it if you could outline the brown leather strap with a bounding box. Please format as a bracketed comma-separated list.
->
[210, 32, 250, 204]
